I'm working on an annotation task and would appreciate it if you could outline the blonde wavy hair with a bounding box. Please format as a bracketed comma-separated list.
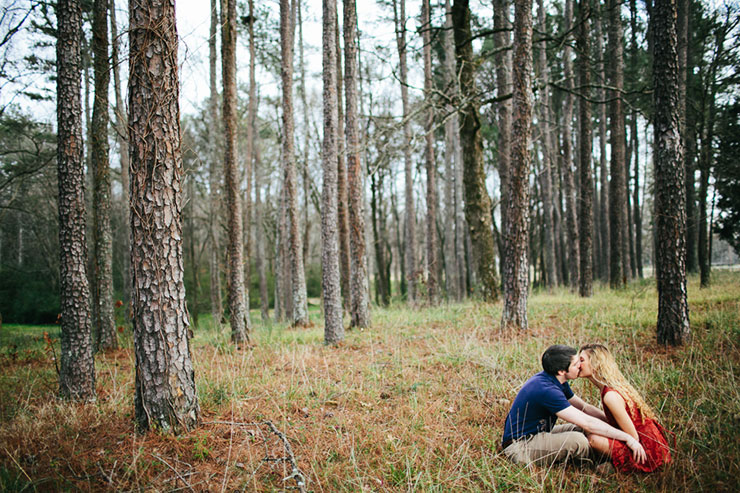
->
[579, 344, 657, 422]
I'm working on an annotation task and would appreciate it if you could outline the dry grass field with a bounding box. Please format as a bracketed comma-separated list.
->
[1, 271, 739, 491]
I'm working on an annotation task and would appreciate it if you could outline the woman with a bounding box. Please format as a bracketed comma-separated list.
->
[578, 344, 672, 473]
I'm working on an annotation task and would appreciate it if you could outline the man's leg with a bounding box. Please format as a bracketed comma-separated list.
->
[506, 426, 590, 466]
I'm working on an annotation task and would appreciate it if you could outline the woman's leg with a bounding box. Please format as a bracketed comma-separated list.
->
[587, 433, 612, 459]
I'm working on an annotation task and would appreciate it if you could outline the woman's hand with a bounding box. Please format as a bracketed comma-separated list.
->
[626, 437, 647, 464]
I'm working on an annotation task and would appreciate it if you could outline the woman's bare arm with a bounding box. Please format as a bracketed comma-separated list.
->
[602, 391, 640, 441]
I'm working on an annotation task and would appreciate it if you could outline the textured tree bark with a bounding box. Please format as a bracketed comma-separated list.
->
[92, 0, 116, 350]
[334, 11, 352, 315]
[653, 0, 690, 346]
[629, 0, 644, 279]
[501, 0, 532, 329]
[536, 0, 556, 290]
[562, 0, 579, 291]
[280, 0, 309, 325]
[608, 0, 627, 288]
[594, 5, 609, 282]
[57, 0, 96, 401]
[420, 0, 438, 304]
[299, 0, 312, 273]
[110, 0, 131, 309]
[322, 0, 344, 344]
[678, 0, 697, 274]
[208, 0, 223, 328]
[443, 0, 461, 301]
[222, 0, 250, 343]
[128, 0, 198, 431]
[452, 0, 500, 302]
[577, 0, 593, 297]
[493, 0, 511, 289]
[392, 0, 417, 305]
[344, 0, 370, 326]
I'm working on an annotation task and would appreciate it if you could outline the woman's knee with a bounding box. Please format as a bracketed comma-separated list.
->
[587, 433, 611, 456]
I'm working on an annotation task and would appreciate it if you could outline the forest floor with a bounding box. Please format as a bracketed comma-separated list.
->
[1, 271, 739, 492]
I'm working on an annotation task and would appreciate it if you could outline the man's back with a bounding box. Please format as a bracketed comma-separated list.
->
[501, 371, 574, 446]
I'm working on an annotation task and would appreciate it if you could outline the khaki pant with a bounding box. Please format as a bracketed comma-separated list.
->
[503, 424, 591, 466]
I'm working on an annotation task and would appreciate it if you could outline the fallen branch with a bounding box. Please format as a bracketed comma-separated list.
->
[205, 420, 307, 493]
[151, 453, 195, 493]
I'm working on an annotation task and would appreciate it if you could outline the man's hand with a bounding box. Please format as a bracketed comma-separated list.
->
[626, 437, 646, 464]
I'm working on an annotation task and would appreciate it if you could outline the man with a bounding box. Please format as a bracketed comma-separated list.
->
[501, 344, 646, 466]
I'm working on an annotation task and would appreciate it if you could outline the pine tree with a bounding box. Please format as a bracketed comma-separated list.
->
[57, 0, 96, 401]
[128, 0, 199, 431]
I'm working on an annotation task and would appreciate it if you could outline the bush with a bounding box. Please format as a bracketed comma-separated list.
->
[0, 267, 59, 324]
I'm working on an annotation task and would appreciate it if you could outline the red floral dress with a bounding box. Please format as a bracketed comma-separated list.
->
[602, 386, 672, 472]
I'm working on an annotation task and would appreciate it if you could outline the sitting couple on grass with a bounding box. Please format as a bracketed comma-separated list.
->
[501, 344, 671, 473]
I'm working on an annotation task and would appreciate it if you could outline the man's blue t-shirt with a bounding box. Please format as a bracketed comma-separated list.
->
[501, 371, 574, 446]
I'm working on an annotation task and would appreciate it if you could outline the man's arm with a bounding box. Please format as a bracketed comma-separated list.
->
[557, 405, 646, 463]
[568, 395, 607, 421]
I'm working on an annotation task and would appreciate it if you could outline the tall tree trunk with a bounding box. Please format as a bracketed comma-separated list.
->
[280, 0, 309, 325]
[455, 125, 467, 297]
[247, 0, 266, 321]
[698, 24, 724, 288]
[493, 0, 512, 288]
[223, 0, 250, 343]
[57, 0, 96, 401]
[243, 6, 254, 308]
[208, 0, 223, 328]
[299, 0, 312, 272]
[629, 0, 643, 278]
[92, 0, 116, 350]
[393, 0, 417, 304]
[632, 119, 643, 278]
[577, 0, 593, 297]
[128, 0, 199, 431]
[679, 0, 697, 274]
[562, 0, 579, 291]
[279, 183, 293, 320]
[370, 166, 390, 306]
[594, 4, 609, 282]
[274, 191, 284, 321]
[626, 134, 636, 278]
[322, 0, 343, 344]
[501, 0, 532, 329]
[452, 0, 500, 302]
[421, 0, 438, 304]
[608, 0, 627, 288]
[110, 0, 130, 309]
[255, 140, 270, 321]
[335, 11, 352, 314]
[344, 0, 370, 326]
[443, 0, 461, 300]
[653, 0, 690, 346]
[186, 169, 199, 329]
[536, 0, 556, 290]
